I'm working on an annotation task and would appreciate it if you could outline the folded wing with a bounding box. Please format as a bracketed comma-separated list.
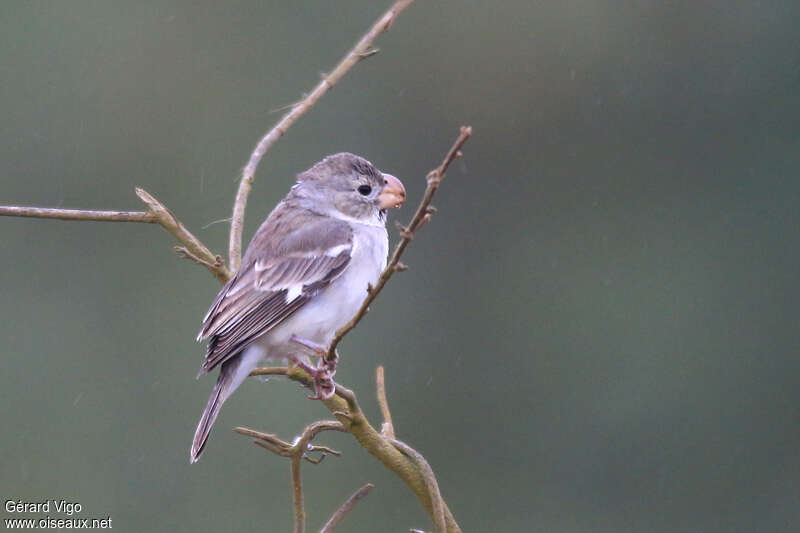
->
[197, 215, 353, 374]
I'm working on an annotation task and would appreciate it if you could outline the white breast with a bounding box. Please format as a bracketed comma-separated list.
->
[256, 223, 388, 361]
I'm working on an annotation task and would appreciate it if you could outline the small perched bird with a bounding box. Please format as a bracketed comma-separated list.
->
[191, 153, 406, 463]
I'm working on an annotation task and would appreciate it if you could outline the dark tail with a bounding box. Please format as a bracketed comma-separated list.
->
[190, 367, 232, 463]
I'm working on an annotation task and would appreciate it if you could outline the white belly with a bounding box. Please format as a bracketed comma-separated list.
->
[253, 223, 388, 361]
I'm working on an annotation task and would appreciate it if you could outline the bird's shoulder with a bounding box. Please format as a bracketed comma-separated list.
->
[242, 201, 354, 266]
[197, 204, 355, 344]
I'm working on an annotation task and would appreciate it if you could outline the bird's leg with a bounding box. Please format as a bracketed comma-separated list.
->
[289, 335, 328, 356]
[288, 356, 336, 401]
[289, 335, 338, 400]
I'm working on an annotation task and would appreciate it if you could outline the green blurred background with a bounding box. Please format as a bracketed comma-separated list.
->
[2, 1, 799, 531]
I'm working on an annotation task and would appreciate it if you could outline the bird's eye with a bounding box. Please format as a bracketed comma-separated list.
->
[357, 185, 372, 196]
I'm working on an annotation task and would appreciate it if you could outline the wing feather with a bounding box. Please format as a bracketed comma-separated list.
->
[197, 212, 353, 374]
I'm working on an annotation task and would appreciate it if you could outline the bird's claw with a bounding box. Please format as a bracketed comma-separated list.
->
[289, 340, 338, 400]
[306, 358, 337, 400]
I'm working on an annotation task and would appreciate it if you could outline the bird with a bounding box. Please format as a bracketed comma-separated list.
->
[190, 153, 406, 463]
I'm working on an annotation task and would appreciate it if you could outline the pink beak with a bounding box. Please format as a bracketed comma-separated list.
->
[377, 173, 406, 209]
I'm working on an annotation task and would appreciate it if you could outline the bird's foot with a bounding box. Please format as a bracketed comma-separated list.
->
[291, 357, 337, 400]
[289, 336, 338, 400]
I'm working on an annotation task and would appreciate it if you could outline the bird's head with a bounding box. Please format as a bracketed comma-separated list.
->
[293, 153, 406, 225]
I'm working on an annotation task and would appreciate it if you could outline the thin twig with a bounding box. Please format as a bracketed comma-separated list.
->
[326, 126, 472, 358]
[0, 205, 156, 223]
[291, 454, 305, 533]
[297, 420, 348, 444]
[135, 188, 232, 283]
[376, 366, 395, 439]
[0, 195, 231, 283]
[390, 438, 446, 533]
[174, 246, 226, 272]
[234, 427, 291, 455]
[294, 420, 346, 533]
[236, 419, 346, 533]
[303, 444, 341, 464]
[319, 483, 375, 533]
[228, 0, 417, 270]
[234, 420, 345, 461]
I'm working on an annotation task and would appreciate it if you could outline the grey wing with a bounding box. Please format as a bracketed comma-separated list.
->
[197, 220, 353, 374]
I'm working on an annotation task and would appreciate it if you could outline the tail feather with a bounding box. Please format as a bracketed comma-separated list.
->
[190, 368, 231, 463]
[190, 345, 266, 463]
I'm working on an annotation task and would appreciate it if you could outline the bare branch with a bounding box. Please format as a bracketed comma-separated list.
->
[376, 366, 395, 439]
[135, 188, 232, 283]
[254, 438, 290, 456]
[0, 205, 157, 223]
[1, 192, 232, 283]
[390, 438, 446, 533]
[298, 420, 348, 443]
[294, 421, 346, 533]
[174, 246, 226, 272]
[248, 366, 292, 378]
[228, 0, 417, 270]
[327, 126, 472, 358]
[234, 427, 292, 456]
[319, 483, 375, 533]
[236, 419, 346, 533]
[291, 454, 306, 533]
[249, 366, 462, 533]
[235, 420, 345, 462]
[303, 444, 341, 464]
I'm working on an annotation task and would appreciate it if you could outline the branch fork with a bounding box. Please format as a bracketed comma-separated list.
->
[248, 364, 462, 533]
[235, 422, 344, 465]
